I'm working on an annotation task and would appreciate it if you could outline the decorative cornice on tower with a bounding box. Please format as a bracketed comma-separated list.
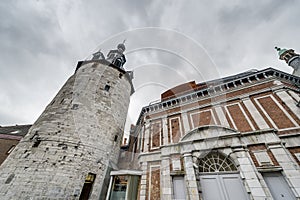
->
[106, 41, 127, 70]
[275, 47, 300, 77]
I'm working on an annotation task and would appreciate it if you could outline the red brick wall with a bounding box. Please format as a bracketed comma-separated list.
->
[240, 102, 259, 130]
[150, 120, 162, 150]
[189, 108, 216, 128]
[0, 139, 19, 165]
[168, 115, 182, 143]
[273, 93, 300, 125]
[146, 163, 161, 200]
[257, 96, 295, 129]
[226, 103, 253, 132]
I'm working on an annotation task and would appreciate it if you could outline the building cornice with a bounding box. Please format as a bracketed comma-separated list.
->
[136, 68, 300, 125]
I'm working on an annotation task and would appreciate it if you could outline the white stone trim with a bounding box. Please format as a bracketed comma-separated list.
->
[276, 91, 300, 120]
[242, 98, 269, 129]
[110, 170, 143, 176]
[162, 117, 168, 145]
[287, 90, 300, 101]
[105, 176, 114, 200]
[254, 94, 298, 129]
[161, 158, 172, 199]
[143, 124, 150, 152]
[189, 109, 217, 129]
[168, 116, 183, 144]
[214, 105, 230, 127]
[148, 164, 161, 200]
[181, 111, 191, 134]
[137, 125, 144, 152]
[294, 153, 300, 162]
[224, 105, 238, 130]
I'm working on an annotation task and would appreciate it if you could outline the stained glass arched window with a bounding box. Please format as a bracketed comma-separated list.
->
[197, 152, 237, 172]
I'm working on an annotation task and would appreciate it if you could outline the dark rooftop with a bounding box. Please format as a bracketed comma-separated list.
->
[0, 125, 32, 136]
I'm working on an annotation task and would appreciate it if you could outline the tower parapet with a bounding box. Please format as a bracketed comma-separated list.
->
[275, 47, 300, 77]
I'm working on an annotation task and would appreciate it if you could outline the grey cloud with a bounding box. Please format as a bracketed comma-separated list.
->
[0, 0, 299, 132]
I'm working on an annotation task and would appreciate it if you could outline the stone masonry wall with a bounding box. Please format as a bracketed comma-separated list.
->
[0, 62, 132, 200]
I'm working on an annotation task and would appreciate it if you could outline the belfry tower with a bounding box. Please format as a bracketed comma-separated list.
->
[275, 47, 300, 76]
[0, 43, 134, 199]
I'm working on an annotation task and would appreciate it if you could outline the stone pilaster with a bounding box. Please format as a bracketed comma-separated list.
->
[143, 123, 150, 153]
[268, 143, 300, 197]
[161, 156, 172, 200]
[139, 162, 148, 200]
[232, 147, 269, 200]
[162, 117, 169, 146]
[242, 97, 269, 129]
[214, 105, 230, 127]
[183, 153, 199, 200]
[181, 111, 191, 134]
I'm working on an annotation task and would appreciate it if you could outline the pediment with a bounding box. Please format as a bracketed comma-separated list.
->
[180, 125, 239, 142]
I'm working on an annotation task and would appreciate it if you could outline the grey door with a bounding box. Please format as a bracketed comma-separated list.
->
[173, 176, 186, 200]
[263, 172, 296, 200]
[200, 173, 250, 200]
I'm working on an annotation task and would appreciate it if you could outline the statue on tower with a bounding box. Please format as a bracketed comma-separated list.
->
[106, 40, 127, 69]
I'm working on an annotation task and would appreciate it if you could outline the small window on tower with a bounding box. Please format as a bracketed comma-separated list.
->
[79, 173, 96, 200]
[104, 85, 111, 92]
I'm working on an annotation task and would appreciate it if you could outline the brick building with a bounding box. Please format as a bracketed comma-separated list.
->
[107, 48, 300, 200]
[0, 125, 31, 165]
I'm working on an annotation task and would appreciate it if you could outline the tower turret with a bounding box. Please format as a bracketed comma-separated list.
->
[0, 44, 134, 199]
[106, 41, 127, 69]
[275, 47, 300, 76]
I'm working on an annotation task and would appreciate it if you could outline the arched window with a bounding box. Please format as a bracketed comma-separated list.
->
[197, 152, 237, 172]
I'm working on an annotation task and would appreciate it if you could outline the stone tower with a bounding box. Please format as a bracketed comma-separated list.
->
[275, 47, 300, 76]
[0, 43, 134, 199]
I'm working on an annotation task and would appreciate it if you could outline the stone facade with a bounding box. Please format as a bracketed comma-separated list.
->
[0, 61, 133, 200]
[118, 68, 300, 200]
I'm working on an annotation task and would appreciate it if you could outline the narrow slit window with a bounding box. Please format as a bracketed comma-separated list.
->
[104, 85, 111, 92]
[114, 135, 118, 142]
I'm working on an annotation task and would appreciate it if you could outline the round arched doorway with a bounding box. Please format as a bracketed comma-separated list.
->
[195, 152, 250, 200]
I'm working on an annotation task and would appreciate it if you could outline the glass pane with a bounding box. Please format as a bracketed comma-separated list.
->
[110, 175, 128, 200]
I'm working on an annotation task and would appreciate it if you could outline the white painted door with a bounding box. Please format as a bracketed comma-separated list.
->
[263, 172, 296, 200]
[200, 173, 250, 200]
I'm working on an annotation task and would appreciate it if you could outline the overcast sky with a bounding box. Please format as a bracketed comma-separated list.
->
[0, 0, 299, 136]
